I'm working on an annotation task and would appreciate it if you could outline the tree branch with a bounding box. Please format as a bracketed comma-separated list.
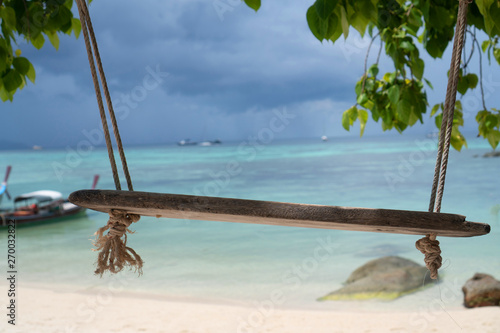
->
[360, 31, 381, 96]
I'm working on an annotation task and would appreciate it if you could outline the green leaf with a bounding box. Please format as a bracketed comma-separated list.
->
[26, 62, 36, 84]
[350, 12, 369, 36]
[357, 93, 369, 105]
[399, 40, 416, 52]
[430, 104, 440, 117]
[46, 31, 60, 50]
[485, 114, 498, 128]
[490, 1, 500, 35]
[475, 0, 495, 17]
[307, 5, 328, 41]
[2, 69, 23, 92]
[466, 73, 478, 89]
[494, 48, 500, 65]
[0, 86, 14, 102]
[0, 45, 8, 72]
[12, 57, 30, 75]
[244, 0, 261, 12]
[340, 6, 349, 39]
[424, 78, 434, 89]
[412, 58, 425, 80]
[327, 13, 342, 42]
[368, 64, 379, 77]
[387, 85, 400, 104]
[482, 40, 491, 52]
[486, 130, 500, 149]
[1, 6, 17, 29]
[382, 72, 396, 84]
[31, 34, 45, 50]
[46, 5, 73, 31]
[358, 109, 368, 137]
[342, 106, 358, 131]
[450, 128, 467, 151]
[315, 0, 338, 20]
[72, 18, 82, 39]
[397, 97, 412, 124]
[342, 109, 351, 131]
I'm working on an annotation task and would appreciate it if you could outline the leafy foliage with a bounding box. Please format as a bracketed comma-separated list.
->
[0, 0, 81, 101]
[246, 0, 500, 150]
[476, 108, 500, 149]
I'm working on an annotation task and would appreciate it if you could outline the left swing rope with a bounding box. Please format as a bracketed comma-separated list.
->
[75, 0, 142, 275]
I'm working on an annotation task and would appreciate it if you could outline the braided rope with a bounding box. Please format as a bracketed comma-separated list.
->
[421, 0, 471, 279]
[79, 0, 134, 192]
[434, 0, 471, 213]
[75, 0, 141, 275]
[75, 0, 121, 190]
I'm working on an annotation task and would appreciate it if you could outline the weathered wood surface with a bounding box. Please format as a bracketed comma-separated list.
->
[69, 190, 490, 237]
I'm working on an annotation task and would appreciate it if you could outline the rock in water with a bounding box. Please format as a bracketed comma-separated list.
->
[319, 256, 435, 301]
[462, 273, 500, 308]
[483, 151, 500, 158]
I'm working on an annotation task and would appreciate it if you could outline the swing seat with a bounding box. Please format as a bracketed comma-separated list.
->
[69, 190, 490, 237]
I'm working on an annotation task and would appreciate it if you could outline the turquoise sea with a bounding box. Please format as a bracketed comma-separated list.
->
[1, 135, 499, 312]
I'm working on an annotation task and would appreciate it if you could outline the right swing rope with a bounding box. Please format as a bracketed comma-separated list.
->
[416, 0, 472, 280]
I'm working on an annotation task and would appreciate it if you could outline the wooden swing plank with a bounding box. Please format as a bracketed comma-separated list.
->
[69, 190, 490, 237]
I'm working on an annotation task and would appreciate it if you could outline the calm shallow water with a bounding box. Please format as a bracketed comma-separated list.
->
[1, 135, 499, 311]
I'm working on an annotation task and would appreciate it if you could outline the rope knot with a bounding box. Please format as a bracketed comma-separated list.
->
[106, 209, 140, 238]
[93, 209, 143, 276]
[415, 234, 442, 280]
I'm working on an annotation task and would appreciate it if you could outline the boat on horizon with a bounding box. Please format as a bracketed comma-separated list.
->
[177, 139, 197, 146]
[178, 139, 222, 146]
[198, 139, 222, 146]
[0, 171, 99, 226]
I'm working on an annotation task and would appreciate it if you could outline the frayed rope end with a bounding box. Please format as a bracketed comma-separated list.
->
[93, 209, 143, 277]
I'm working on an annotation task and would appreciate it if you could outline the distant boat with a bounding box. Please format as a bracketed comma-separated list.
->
[198, 139, 222, 146]
[32, 145, 43, 150]
[321, 135, 328, 142]
[177, 139, 197, 146]
[0, 174, 99, 226]
[178, 138, 221, 147]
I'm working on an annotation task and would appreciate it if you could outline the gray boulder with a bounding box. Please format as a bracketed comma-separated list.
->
[319, 256, 435, 301]
[462, 273, 500, 308]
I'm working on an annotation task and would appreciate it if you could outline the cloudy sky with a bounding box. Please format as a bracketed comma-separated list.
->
[1, 0, 499, 148]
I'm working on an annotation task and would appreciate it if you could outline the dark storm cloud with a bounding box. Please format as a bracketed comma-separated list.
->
[74, 0, 361, 112]
[10, 0, 493, 148]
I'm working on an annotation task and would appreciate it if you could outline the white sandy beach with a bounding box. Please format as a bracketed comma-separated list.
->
[1, 285, 499, 333]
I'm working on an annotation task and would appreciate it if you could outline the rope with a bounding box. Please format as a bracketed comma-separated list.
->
[415, 234, 442, 280]
[434, 0, 471, 213]
[75, 0, 134, 191]
[75, 0, 141, 275]
[75, 0, 121, 190]
[93, 209, 143, 276]
[420, 0, 471, 279]
[79, 0, 134, 192]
